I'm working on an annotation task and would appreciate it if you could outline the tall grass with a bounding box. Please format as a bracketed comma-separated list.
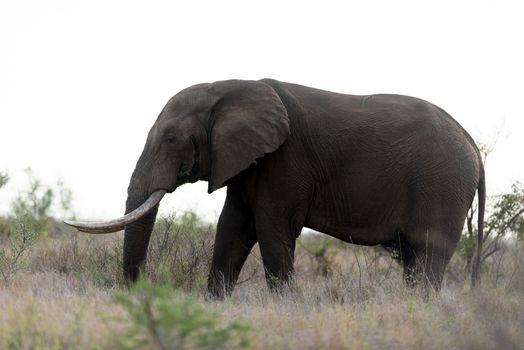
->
[0, 213, 523, 349]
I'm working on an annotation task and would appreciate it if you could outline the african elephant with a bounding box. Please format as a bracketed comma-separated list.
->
[66, 79, 485, 298]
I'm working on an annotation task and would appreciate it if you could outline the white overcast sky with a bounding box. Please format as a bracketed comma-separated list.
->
[1, 0, 523, 221]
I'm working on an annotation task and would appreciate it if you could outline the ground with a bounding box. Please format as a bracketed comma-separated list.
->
[0, 219, 523, 349]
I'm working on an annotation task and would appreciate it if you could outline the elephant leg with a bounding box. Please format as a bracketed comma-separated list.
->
[403, 248, 452, 291]
[254, 209, 300, 291]
[402, 227, 460, 291]
[207, 190, 257, 299]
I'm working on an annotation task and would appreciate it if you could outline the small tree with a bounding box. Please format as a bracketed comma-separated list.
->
[114, 279, 250, 349]
[0, 217, 38, 282]
[0, 169, 75, 281]
[460, 140, 524, 286]
[10, 168, 54, 233]
[0, 171, 8, 189]
[483, 183, 524, 251]
[9, 168, 74, 235]
[0, 170, 38, 281]
[462, 182, 524, 285]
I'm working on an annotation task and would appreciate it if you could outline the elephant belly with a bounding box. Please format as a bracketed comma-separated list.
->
[305, 220, 399, 245]
[304, 185, 408, 245]
[305, 222, 399, 246]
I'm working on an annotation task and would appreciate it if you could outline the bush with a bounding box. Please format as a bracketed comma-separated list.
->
[114, 279, 250, 350]
[0, 216, 38, 282]
[28, 211, 215, 290]
[3, 168, 74, 239]
[146, 212, 215, 291]
[0, 171, 8, 189]
[297, 233, 336, 277]
[29, 232, 124, 288]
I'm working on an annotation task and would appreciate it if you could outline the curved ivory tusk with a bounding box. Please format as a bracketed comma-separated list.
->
[63, 190, 166, 234]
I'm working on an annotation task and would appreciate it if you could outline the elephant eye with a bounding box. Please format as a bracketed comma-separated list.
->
[166, 136, 176, 144]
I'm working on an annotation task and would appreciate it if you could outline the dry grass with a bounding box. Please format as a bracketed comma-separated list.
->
[0, 220, 523, 349]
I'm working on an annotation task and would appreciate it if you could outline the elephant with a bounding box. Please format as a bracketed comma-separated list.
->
[66, 79, 485, 298]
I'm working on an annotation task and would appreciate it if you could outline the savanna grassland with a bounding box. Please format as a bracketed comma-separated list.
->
[1, 172, 523, 349]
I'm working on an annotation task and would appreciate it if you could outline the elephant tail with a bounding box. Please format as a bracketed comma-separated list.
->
[472, 165, 486, 287]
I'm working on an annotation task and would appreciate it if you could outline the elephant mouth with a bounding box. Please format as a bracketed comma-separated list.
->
[176, 135, 201, 185]
[177, 162, 200, 185]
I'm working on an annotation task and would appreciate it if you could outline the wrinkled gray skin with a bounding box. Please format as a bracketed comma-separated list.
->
[123, 79, 485, 298]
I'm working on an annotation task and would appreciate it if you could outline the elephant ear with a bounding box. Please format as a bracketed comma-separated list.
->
[207, 80, 290, 193]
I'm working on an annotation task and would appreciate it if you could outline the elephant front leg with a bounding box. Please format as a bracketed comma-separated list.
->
[255, 209, 300, 292]
[258, 235, 297, 291]
[207, 191, 256, 299]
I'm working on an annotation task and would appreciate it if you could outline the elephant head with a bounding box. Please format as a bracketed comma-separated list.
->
[65, 80, 289, 281]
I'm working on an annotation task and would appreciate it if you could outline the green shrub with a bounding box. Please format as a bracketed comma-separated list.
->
[0, 171, 8, 189]
[114, 279, 250, 350]
[147, 212, 214, 291]
[298, 233, 336, 277]
[4, 168, 74, 238]
[0, 215, 38, 282]
[29, 233, 124, 288]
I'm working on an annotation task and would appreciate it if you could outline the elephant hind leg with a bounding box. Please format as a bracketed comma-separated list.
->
[401, 228, 460, 290]
[382, 233, 435, 288]
[403, 246, 449, 290]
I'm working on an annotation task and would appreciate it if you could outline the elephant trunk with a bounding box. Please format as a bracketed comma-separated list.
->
[122, 190, 160, 282]
[121, 159, 178, 282]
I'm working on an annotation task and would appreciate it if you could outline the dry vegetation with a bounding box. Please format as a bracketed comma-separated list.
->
[1, 169, 523, 349]
[0, 213, 523, 350]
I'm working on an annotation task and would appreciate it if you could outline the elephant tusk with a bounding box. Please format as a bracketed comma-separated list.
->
[63, 190, 167, 234]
